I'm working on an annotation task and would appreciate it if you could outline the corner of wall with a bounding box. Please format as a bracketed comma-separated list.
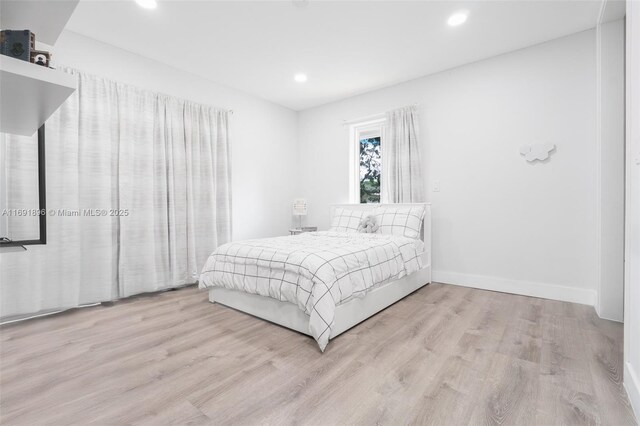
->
[595, 16, 626, 323]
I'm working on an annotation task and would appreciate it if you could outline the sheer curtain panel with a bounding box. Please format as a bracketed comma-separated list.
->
[382, 105, 425, 203]
[0, 68, 231, 318]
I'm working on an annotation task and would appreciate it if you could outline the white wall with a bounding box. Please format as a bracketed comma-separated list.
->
[2, 23, 626, 324]
[597, 19, 625, 321]
[51, 31, 299, 241]
[298, 29, 599, 305]
[624, 0, 640, 419]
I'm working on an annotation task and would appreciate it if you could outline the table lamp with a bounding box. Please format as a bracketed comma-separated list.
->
[292, 199, 307, 230]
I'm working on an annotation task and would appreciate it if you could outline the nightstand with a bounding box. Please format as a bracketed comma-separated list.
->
[289, 227, 317, 235]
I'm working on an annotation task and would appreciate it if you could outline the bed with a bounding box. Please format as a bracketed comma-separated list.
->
[199, 203, 431, 351]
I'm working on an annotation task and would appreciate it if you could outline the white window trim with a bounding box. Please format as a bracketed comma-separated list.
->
[348, 117, 386, 204]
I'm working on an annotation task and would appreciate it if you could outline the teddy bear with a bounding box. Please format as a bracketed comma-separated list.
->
[358, 215, 379, 233]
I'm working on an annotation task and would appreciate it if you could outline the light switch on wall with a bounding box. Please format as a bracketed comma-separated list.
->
[433, 180, 440, 192]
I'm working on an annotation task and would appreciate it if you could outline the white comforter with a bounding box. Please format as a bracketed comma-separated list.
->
[199, 231, 424, 351]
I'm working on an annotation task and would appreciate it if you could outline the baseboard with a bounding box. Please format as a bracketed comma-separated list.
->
[432, 271, 597, 306]
[625, 362, 640, 423]
[596, 309, 624, 323]
[593, 302, 623, 323]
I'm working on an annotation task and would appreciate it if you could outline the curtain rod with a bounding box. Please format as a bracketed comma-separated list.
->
[342, 103, 419, 126]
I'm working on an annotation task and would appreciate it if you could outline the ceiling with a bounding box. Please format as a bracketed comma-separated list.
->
[66, 0, 619, 111]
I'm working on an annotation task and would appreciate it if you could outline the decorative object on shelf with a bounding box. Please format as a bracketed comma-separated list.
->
[0, 30, 35, 62]
[357, 215, 379, 233]
[292, 198, 307, 229]
[289, 227, 317, 236]
[520, 141, 555, 162]
[30, 50, 51, 67]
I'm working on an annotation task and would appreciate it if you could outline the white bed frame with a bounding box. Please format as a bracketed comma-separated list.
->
[209, 203, 432, 341]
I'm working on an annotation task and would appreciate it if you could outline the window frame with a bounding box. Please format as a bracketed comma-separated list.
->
[348, 117, 386, 204]
[0, 125, 47, 247]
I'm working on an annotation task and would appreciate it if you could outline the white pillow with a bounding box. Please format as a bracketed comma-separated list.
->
[329, 208, 367, 233]
[373, 205, 425, 239]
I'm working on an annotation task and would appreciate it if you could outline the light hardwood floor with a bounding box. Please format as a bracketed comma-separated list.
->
[0, 283, 637, 425]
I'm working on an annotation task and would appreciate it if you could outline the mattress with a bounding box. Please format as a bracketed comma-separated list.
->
[199, 231, 424, 351]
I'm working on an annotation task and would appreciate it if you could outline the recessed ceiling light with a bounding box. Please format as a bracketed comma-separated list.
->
[294, 73, 308, 83]
[135, 0, 157, 10]
[447, 11, 468, 27]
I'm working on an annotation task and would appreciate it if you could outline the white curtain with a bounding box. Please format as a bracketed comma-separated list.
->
[0, 68, 231, 318]
[382, 105, 425, 203]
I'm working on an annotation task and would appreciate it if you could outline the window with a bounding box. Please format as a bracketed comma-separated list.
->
[349, 118, 385, 203]
[359, 135, 381, 203]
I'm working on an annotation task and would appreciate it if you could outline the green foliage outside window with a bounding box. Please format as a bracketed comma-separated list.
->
[360, 137, 381, 203]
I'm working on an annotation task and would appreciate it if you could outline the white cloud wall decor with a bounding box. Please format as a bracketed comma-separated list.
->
[520, 142, 555, 162]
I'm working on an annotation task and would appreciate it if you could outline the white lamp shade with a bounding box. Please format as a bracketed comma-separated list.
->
[293, 199, 307, 216]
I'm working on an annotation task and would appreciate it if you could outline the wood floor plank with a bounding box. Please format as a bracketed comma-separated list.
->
[540, 315, 595, 396]
[536, 376, 602, 426]
[0, 283, 636, 426]
[469, 353, 540, 426]
[585, 327, 637, 425]
[132, 400, 212, 426]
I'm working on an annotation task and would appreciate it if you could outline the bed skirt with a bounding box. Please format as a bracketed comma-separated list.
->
[209, 264, 431, 340]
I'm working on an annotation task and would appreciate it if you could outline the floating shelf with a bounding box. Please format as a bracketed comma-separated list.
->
[0, 0, 79, 46]
[0, 55, 76, 137]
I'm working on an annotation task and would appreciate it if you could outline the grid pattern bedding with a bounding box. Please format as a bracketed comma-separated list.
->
[329, 205, 425, 239]
[373, 205, 425, 239]
[328, 208, 367, 232]
[199, 231, 424, 351]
